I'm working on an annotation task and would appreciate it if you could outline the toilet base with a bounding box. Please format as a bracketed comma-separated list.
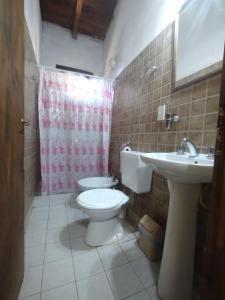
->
[85, 217, 123, 246]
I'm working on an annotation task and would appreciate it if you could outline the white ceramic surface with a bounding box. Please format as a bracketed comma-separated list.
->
[120, 151, 153, 193]
[140, 152, 214, 300]
[77, 189, 129, 246]
[77, 189, 125, 210]
[78, 177, 118, 192]
[140, 152, 214, 183]
[85, 218, 124, 246]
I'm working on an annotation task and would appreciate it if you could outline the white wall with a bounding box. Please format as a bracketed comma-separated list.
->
[24, 0, 42, 64]
[41, 22, 104, 75]
[103, 0, 186, 78]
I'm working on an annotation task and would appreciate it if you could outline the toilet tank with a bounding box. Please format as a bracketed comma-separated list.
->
[120, 151, 153, 194]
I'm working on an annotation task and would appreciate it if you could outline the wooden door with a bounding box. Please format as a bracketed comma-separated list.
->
[202, 47, 225, 299]
[0, 1, 24, 299]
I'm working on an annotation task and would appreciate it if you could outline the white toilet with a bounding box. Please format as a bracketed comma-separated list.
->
[77, 189, 128, 246]
[77, 151, 153, 246]
[78, 176, 118, 192]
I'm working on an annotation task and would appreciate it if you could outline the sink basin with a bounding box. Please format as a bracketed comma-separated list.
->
[140, 152, 214, 183]
[140, 152, 214, 300]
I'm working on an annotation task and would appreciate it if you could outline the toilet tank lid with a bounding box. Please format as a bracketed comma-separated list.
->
[77, 189, 128, 210]
[121, 150, 144, 155]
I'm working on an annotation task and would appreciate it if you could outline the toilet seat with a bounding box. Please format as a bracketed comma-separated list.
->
[77, 189, 126, 210]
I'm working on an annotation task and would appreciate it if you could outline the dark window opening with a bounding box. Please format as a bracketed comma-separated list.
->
[56, 64, 93, 76]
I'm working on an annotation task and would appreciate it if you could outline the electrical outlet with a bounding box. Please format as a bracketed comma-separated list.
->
[157, 105, 166, 121]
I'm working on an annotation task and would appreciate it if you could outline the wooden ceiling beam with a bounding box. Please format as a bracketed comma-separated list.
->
[72, 0, 84, 38]
[40, 0, 117, 40]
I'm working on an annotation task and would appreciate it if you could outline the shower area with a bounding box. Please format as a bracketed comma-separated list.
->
[38, 67, 114, 195]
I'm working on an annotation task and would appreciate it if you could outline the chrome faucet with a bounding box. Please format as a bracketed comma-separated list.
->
[207, 146, 214, 159]
[177, 138, 198, 157]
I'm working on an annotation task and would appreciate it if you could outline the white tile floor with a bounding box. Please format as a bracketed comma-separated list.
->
[19, 193, 160, 300]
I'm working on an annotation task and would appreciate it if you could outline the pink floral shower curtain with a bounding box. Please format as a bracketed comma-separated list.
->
[38, 68, 114, 195]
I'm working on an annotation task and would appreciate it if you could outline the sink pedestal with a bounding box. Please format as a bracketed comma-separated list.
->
[140, 152, 213, 299]
[158, 180, 201, 300]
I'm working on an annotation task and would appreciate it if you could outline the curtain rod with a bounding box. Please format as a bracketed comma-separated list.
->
[40, 65, 115, 82]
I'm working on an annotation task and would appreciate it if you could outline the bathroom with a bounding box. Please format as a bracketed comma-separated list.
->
[1, 0, 225, 299]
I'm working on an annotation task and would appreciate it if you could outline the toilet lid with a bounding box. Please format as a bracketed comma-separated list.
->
[77, 189, 126, 210]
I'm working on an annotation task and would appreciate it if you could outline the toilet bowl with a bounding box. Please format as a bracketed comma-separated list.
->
[77, 189, 129, 246]
[78, 176, 118, 192]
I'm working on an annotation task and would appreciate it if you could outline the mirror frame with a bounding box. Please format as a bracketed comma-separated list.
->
[172, 0, 223, 92]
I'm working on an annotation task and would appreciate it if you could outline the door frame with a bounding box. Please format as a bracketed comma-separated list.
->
[0, 1, 24, 299]
[202, 45, 225, 299]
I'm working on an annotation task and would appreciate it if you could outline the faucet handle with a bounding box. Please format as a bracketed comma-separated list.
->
[207, 146, 215, 159]
[181, 137, 188, 143]
[177, 138, 187, 155]
[177, 144, 185, 155]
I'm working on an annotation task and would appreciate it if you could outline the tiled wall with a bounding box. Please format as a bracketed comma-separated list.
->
[24, 23, 40, 217]
[109, 23, 221, 295]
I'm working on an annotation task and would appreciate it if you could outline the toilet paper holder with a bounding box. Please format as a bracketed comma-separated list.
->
[120, 142, 132, 151]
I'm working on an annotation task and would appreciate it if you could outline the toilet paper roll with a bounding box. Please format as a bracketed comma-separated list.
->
[123, 146, 131, 152]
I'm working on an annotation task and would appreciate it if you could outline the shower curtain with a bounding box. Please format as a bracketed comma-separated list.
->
[38, 68, 114, 195]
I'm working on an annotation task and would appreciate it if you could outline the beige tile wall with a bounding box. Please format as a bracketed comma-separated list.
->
[109, 22, 222, 295]
[24, 23, 40, 217]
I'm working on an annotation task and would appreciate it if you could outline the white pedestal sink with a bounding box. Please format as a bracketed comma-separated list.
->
[140, 153, 214, 300]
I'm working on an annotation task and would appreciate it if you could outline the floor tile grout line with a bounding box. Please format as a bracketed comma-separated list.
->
[23, 193, 158, 300]
[66, 193, 80, 300]
[104, 271, 117, 300]
[119, 239, 159, 291]
[121, 289, 150, 300]
[75, 269, 106, 284]
[40, 194, 77, 297]
[39, 196, 51, 298]
[71, 258, 80, 300]
[112, 235, 152, 298]
[24, 243, 143, 273]
[43, 251, 73, 265]
[103, 259, 146, 292]
[94, 242, 105, 270]
[41, 280, 76, 296]
[22, 197, 49, 299]
[68, 193, 116, 299]
[128, 257, 149, 291]
[117, 241, 131, 263]
[104, 262, 150, 300]
[94, 245, 117, 300]
[96, 246, 129, 272]
[99, 226, 143, 300]
[19, 291, 41, 300]
[22, 194, 74, 298]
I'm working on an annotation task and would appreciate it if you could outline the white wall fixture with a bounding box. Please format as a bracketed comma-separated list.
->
[120, 151, 153, 194]
[41, 22, 104, 75]
[109, 57, 118, 70]
[157, 105, 166, 121]
[141, 152, 214, 300]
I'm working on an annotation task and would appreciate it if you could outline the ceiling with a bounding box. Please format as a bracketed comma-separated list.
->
[40, 0, 117, 40]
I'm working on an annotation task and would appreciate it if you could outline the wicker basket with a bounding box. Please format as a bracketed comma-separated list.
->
[138, 214, 164, 261]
